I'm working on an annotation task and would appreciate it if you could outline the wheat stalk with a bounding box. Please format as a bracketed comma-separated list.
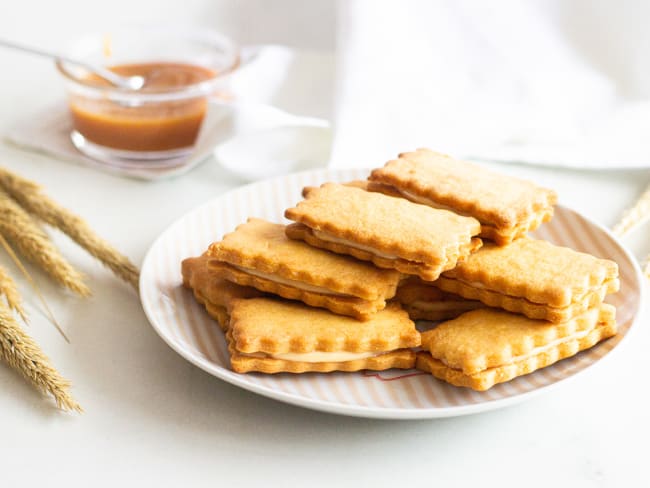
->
[0, 190, 90, 296]
[0, 234, 69, 342]
[0, 168, 139, 289]
[0, 263, 27, 321]
[612, 182, 650, 236]
[0, 301, 81, 412]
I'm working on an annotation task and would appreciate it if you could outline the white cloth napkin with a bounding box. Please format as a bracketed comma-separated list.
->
[4, 45, 328, 180]
[330, 0, 650, 170]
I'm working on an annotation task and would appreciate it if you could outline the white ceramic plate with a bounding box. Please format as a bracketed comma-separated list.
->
[140, 168, 643, 419]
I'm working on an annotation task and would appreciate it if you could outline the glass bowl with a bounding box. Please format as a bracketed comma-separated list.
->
[56, 25, 239, 168]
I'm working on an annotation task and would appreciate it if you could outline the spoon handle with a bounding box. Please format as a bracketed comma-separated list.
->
[0, 38, 144, 90]
[0, 38, 89, 69]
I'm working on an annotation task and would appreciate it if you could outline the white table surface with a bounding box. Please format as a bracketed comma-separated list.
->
[2, 18, 650, 488]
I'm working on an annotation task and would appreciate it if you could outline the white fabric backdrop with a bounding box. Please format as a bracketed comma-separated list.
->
[330, 0, 650, 169]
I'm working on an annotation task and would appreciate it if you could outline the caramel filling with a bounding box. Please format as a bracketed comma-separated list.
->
[233, 265, 350, 297]
[241, 350, 383, 363]
[398, 189, 465, 214]
[397, 189, 505, 231]
[312, 230, 400, 260]
[451, 277, 617, 308]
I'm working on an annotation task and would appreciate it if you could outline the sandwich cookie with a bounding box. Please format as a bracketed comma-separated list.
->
[434, 237, 619, 323]
[368, 148, 557, 245]
[416, 305, 617, 390]
[208, 218, 401, 320]
[285, 183, 482, 281]
[227, 299, 420, 373]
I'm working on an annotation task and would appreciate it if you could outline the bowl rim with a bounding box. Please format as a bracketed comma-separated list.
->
[56, 24, 240, 102]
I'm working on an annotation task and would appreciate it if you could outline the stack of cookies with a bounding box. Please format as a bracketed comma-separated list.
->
[181, 148, 620, 391]
[183, 218, 422, 373]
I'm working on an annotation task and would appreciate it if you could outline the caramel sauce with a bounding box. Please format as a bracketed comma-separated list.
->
[69, 62, 217, 152]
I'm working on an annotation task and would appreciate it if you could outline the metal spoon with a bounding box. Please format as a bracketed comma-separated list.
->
[0, 38, 145, 90]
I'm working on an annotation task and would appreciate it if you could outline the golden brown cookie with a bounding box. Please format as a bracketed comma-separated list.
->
[434, 237, 619, 323]
[368, 148, 558, 245]
[181, 255, 264, 330]
[395, 276, 484, 321]
[207, 218, 401, 320]
[227, 299, 420, 373]
[284, 183, 482, 281]
[416, 304, 617, 390]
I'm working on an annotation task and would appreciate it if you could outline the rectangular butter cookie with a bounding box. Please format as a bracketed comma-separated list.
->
[434, 237, 619, 323]
[416, 304, 616, 390]
[181, 254, 264, 330]
[207, 218, 401, 320]
[284, 183, 482, 281]
[227, 299, 420, 373]
[395, 276, 484, 322]
[368, 148, 558, 245]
